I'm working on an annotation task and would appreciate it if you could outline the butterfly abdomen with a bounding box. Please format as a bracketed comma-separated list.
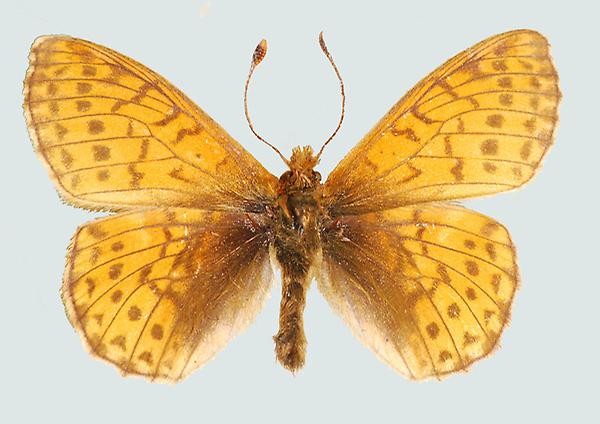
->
[273, 260, 310, 372]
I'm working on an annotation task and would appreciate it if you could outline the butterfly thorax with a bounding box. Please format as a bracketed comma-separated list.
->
[272, 145, 323, 372]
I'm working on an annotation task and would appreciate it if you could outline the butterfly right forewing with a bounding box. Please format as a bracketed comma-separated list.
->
[323, 30, 559, 215]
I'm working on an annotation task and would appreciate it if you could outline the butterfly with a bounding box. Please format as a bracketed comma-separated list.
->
[23, 29, 560, 382]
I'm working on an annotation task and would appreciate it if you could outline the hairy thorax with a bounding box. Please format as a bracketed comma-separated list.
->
[271, 146, 324, 372]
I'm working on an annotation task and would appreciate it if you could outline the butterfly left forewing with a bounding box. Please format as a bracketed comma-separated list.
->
[65, 208, 274, 381]
[24, 36, 278, 212]
[319, 203, 517, 379]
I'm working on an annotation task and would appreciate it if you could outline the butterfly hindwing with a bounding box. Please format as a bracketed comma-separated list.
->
[24, 36, 278, 212]
[323, 30, 560, 215]
[319, 203, 517, 379]
[64, 208, 274, 381]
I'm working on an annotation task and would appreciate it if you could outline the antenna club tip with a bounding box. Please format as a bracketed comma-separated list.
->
[253, 39, 268, 65]
[318, 32, 328, 52]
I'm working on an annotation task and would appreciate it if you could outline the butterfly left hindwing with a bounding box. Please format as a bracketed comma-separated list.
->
[65, 208, 274, 382]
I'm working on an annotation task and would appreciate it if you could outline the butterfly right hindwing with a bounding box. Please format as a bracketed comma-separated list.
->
[319, 203, 518, 379]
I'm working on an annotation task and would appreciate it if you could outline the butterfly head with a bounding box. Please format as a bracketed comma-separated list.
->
[278, 145, 321, 193]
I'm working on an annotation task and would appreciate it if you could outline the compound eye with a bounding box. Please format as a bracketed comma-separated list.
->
[278, 170, 293, 183]
[313, 171, 322, 182]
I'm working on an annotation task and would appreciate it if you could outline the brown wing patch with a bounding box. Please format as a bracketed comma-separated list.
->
[318, 203, 517, 379]
[63, 208, 274, 382]
[324, 30, 560, 214]
[24, 36, 278, 212]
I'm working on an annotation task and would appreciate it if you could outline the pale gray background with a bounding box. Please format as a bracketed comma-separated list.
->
[2, 0, 597, 422]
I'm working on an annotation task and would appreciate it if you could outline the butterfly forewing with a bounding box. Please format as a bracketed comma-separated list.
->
[24, 36, 278, 212]
[323, 30, 560, 215]
[64, 208, 274, 381]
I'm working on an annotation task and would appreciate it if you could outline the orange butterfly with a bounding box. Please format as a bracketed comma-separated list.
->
[23, 29, 560, 382]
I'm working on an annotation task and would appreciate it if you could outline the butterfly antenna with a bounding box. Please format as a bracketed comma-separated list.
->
[315, 31, 345, 161]
[244, 39, 290, 165]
